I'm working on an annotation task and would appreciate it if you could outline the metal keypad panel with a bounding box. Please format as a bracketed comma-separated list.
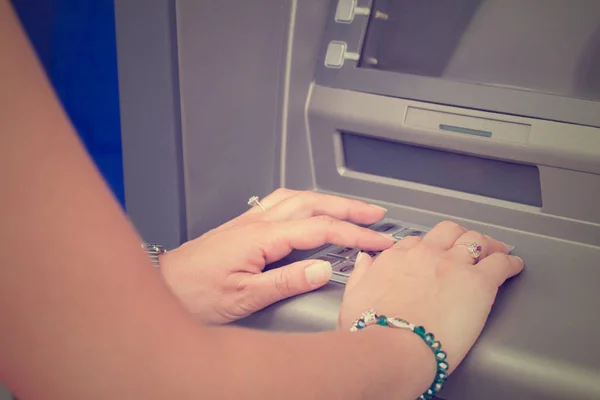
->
[308, 219, 429, 284]
[309, 219, 514, 284]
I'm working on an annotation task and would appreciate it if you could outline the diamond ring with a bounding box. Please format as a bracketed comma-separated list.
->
[247, 195, 266, 211]
[456, 241, 483, 262]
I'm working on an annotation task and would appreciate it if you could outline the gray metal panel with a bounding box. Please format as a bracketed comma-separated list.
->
[307, 85, 600, 246]
[317, 65, 600, 128]
[238, 199, 600, 400]
[539, 166, 600, 224]
[176, 0, 291, 238]
[281, 0, 331, 189]
[315, 0, 600, 128]
[116, 0, 328, 241]
[114, 0, 187, 249]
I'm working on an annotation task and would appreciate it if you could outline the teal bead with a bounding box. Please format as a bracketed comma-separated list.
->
[438, 361, 449, 371]
[377, 316, 388, 326]
[431, 341, 441, 350]
[432, 381, 443, 392]
[414, 326, 426, 337]
[425, 388, 434, 398]
[357, 320, 366, 329]
[436, 351, 447, 361]
[435, 377, 446, 387]
[437, 371, 447, 381]
[418, 396, 426, 400]
[424, 332, 435, 344]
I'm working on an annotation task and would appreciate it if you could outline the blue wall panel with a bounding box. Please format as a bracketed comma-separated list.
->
[12, 0, 125, 208]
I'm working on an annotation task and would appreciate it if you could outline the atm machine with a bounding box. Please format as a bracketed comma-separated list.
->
[114, 1, 600, 399]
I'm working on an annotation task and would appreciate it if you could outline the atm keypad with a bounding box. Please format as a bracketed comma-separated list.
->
[306, 218, 514, 285]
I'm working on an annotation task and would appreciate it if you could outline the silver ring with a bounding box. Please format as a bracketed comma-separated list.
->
[247, 195, 266, 211]
[456, 241, 482, 262]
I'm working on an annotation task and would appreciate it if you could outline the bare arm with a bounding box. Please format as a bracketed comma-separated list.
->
[0, 3, 433, 399]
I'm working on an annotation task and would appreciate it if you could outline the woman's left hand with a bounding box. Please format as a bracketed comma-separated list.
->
[158, 189, 394, 324]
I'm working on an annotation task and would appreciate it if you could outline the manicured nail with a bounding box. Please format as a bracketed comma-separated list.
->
[369, 204, 388, 212]
[512, 255, 524, 265]
[377, 232, 395, 241]
[355, 251, 364, 265]
[305, 261, 332, 285]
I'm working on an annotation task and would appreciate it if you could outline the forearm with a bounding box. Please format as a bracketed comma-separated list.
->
[194, 326, 435, 399]
[4, 298, 434, 400]
[5, 314, 435, 399]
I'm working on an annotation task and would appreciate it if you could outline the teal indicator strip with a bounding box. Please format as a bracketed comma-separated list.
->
[439, 124, 492, 138]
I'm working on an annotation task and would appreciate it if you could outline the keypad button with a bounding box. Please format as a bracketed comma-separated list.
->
[392, 231, 407, 240]
[365, 250, 381, 258]
[324, 41, 347, 68]
[334, 0, 356, 23]
[316, 255, 343, 267]
[395, 228, 428, 239]
[349, 250, 382, 261]
[374, 222, 404, 234]
[327, 246, 359, 259]
[333, 261, 355, 275]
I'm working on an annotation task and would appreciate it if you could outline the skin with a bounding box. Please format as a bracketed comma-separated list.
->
[0, 2, 524, 399]
[159, 189, 396, 324]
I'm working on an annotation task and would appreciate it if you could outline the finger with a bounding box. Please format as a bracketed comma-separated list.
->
[212, 188, 300, 234]
[447, 230, 510, 264]
[259, 191, 387, 225]
[243, 188, 299, 215]
[422, 221, 467, 249]
[475, 253, 524, 287]
[391, 235, 422, 250]
[243, 259, 332, 310]
[345, 252, 374, 292]
[259, 216, 395, 263]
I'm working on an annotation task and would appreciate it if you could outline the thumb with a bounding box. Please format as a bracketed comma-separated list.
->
[345, 252, 374, 292]
[245, 259, 332, 310]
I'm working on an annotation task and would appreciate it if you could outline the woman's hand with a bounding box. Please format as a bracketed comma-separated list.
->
[159, 189, 394, 324]
[339, 221, 524, 375]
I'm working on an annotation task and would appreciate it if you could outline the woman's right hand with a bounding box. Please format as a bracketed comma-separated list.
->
[338, 221, 524, 375]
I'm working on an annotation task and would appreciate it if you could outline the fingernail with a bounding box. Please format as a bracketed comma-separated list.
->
[369, 204, 388, 213]
[512, 255, 524, 264]
[305, 261, 332, 285]
[377, 232, 395, 241]
[355, 251, 364, 265]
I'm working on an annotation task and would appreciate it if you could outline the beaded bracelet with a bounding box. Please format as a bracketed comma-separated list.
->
[350, 309, 449, 400]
